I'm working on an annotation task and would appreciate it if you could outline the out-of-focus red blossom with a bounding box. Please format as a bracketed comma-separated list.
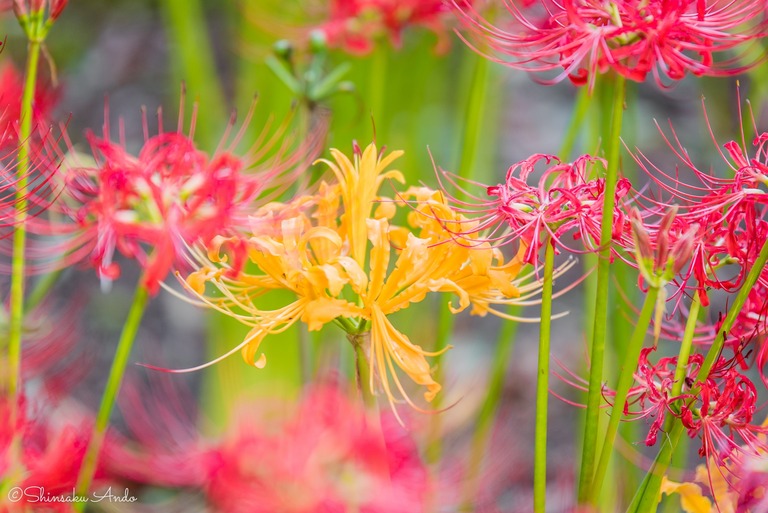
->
[452, 0, 768, 90]
[105, 381, 428, 512]
[23, 106, 319, 295]
[0, 61, 58, 148]
[0, 397, 104, 512]
[0, 297, 87, 397]
[319, 0, 468, 54]
[439, 152, 630, 266]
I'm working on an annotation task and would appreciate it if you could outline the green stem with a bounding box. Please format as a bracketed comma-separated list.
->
[578, 74, 626, 502]
[349, 332, 375, 409]
[559, 86, 591, 160]
[6, 24, 43, 481]
[590, 285, 659, 504]
[368, 42, 387, 129]
[161, 0, 226, 147]
[534, 240, 556, 513]
[670, 294, 701, 399]
[456, 55, 490, 185]
[426, 294, 455, 464]
[24, 269, 63, 313]
[460, 304, 522, 509]
[76, 284, 150, 506]
[631, 237, 768, 513]
[428, 51, 494, 465]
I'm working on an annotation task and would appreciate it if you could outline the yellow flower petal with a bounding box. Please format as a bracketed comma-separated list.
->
[660, 476, 713, 513]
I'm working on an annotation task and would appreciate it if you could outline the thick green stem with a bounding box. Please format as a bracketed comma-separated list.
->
[76, 284, 150, 506]
[456, 55, 490, 185]
[368, 42, 387, 128]
[578, 75, 626, 502]
[534, 240, 556, 513]
[6, 22, 44, 480]
[590, 285, 659, 503]
[8, 30, 42, 398]
[630, 238, 768, 513]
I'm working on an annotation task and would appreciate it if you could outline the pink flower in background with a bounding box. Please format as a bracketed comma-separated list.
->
[453, 0, 768, 89]
[319, 0, 463, 53]
[0, 397, 103, 512]
[106, 380, 428, 513]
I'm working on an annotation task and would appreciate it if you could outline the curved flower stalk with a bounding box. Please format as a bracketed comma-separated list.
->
[452, 0, 768, 90]
[22, 101, 319, 295]
[176, 142, 558, 417]
[104, 378, 429, 513]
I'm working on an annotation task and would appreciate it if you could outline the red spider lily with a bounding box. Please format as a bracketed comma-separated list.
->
[318, 0, 463, 54]
[105, 378, 429, 513]
[22, 102, 319, 295]
[605, 347, 768, 473]
[680, 366, 765, 466]
[605, 347, 688, 446]
[452, 0, 768, 90]
[0, 396, 105, 512]
[627, 105, 768, 308]
[438, 152, 631, 266]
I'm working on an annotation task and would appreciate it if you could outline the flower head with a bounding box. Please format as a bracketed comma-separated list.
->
[26, 103, 316, 295]
[453, 0, 768, 89]
[440, 152, 631, 267]
[178, 142, 534, 415]
[318, 0, 463, 54]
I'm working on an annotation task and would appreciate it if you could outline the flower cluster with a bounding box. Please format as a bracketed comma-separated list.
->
[24, 107, 314, 295]
[610, 348, 767, 468]
[106, 381, 429, 513]
[0, 397, 100, 512]
[442, 152, 630, 266]
[453, 0, 768, 89]
[182, 142, 534, 414]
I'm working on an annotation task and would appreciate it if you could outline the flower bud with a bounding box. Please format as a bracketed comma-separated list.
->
[50, 0, 67, 20]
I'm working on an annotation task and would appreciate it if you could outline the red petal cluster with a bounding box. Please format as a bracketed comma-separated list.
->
[23, 106, 315, 295]
[443, 153, 630, 266]
[610, 348, 766, 466]
[453, 0, 768, 89]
